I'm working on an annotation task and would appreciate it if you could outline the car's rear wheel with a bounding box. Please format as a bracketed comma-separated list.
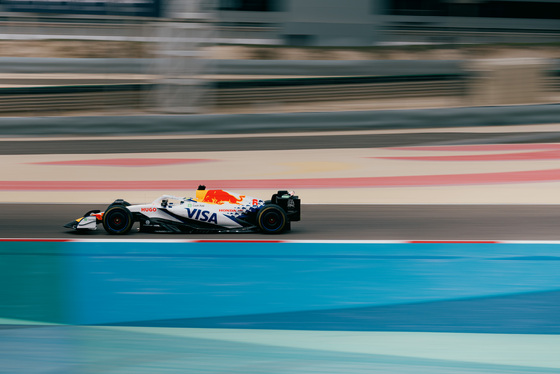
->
[257, 204, 288, 234]
[103, 206, 134, 235]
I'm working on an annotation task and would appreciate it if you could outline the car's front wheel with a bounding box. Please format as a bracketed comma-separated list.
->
[257, 204, 288, 234]
[103, 206, 134, 235]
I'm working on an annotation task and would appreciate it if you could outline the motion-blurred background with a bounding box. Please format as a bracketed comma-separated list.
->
[3, 2, 560, 374]
[0, 0, 558, 118]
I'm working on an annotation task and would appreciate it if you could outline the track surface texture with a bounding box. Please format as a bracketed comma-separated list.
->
[3, 203, 560, 240]
[3, 131, 560, 154]
[4, 125, 560, 239]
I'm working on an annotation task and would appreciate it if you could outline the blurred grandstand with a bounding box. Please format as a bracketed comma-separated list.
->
[0, 0, 558, 115]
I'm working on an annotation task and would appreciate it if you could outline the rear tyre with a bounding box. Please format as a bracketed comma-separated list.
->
[257, 204, 288, 234]
[103, 206, 134, 235]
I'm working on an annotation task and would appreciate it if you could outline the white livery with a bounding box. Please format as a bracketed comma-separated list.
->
[65, 186, 301, 235]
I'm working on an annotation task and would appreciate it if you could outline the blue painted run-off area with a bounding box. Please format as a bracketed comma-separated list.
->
[2, 241, 560, 333]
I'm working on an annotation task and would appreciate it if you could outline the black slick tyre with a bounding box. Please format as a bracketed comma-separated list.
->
[257, 204, 288, 234]
[103, 206, 134, 235]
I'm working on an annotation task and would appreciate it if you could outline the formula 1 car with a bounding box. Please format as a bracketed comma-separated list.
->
[64, 186, 301, 235]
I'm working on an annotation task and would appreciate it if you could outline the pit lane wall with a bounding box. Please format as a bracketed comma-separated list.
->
[2, 239, 560, 333]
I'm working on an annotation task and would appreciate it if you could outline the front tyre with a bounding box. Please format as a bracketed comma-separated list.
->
[103, 206, 134, 235]
[257, 204, 288, 234]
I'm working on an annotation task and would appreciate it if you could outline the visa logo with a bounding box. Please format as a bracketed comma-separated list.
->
[186, 208, 218, 224]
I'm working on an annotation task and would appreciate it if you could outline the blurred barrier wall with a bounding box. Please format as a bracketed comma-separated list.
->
[1, 57, 557, 78]
[468, 58, 552, 106]
[1, 103, 560, 135]
[2, 240, 560, 333]
[0, 58, 558, 116]
[0, 57, 466, 75]
[0, 75, 468, 115]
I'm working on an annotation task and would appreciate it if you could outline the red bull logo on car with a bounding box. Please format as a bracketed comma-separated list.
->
[197, 189, 245, 205]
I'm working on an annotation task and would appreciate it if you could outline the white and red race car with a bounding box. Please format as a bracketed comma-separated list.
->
[65, 186, 301, 234]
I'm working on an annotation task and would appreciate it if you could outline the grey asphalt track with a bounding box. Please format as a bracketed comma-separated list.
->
[3, 131, 560, 154]
[3, 203, 560, 240]
[4, 129, 560, 240]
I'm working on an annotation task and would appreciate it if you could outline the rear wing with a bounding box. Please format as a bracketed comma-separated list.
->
[271, 190, 301, 222]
